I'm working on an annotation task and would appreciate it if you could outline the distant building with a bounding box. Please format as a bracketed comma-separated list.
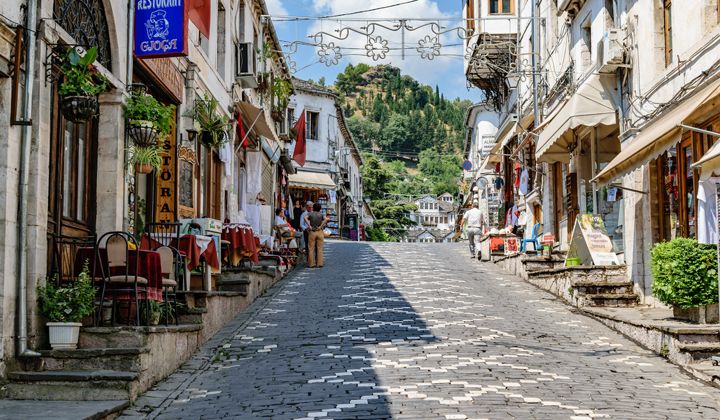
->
[401, 193, 458, 242]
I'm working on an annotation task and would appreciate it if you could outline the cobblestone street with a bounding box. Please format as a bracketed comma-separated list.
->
[127, 242, 720, 419]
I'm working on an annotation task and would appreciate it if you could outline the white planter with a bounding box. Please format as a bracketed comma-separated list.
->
[47, 322, 82, 350]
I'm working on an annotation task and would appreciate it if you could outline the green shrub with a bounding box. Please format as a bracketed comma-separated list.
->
[38, 262, 96, 322]
[651, 238, 718, 309]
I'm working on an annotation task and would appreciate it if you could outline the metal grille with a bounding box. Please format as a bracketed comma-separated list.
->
[53, 0, 112, 70]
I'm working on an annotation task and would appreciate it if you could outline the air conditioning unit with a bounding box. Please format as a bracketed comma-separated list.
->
[234, 42, 258, 88]
[599, 28, 625, 73]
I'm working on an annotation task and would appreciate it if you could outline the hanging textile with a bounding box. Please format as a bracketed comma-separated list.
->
[219, 141, 233, 178]
[188, 0, 211, 37]
[518, 168, 529, 195]
[293, 110, 307, 166]
[697, 178, 719, 245]
[328, 189, 337, 204]
[246, 151, 262, 196]
[236, 112, 249, 149]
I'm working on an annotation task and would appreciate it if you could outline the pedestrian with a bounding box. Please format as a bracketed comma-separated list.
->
[274, 208, 292, 237]
[291, 201, 303, 230]
[305, 203, 328, 268]
[299, 201, 313, 254]
[460, 201, 485, 259]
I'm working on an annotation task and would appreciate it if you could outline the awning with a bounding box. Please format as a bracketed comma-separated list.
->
[594, 77, 720, 185]
[236, 101, 279, 142]
[536, 75, 619, 163]
[288, 171, 336, 189]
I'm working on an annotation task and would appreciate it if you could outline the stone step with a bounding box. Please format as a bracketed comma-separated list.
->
[586, 293, 639, 307]
[573, 281, 634, 295]
[3, 370, 139, 401]
[28, 348, 149, 373]
[677, 342, 720, 362]
[79, 324, 203, 349]
[216, 271, 251, 294]
[177, 306, 207, 324]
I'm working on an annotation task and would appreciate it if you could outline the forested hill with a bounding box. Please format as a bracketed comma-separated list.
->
[332, 64, 471, 155]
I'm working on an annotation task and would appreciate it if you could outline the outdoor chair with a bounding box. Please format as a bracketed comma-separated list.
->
[49, 234, 97, 284]
[156, 246, 180, 325]
[146, 221, 186, 289]
[520, 223, 541, 252]
[96, 231, 149, 326]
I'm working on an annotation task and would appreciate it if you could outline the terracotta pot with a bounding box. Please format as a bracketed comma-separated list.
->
[135, 163, 154, 174]
[60, 95, 98, 123]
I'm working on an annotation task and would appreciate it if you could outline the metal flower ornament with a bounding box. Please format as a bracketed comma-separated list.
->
[318, 42, 342, 67]
[417, 35, 441, 60]
[365, 36, 390, 61]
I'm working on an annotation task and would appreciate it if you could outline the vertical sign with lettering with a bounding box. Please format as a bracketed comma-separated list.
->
[135, 0, 188, 58]
[156, 117, 177, 222]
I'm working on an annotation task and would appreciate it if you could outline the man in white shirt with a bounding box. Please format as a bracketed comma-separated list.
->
[461, 201, 485, 259]
[299, 201, 313, 253]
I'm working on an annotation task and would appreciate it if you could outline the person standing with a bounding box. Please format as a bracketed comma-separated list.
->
[291, 201, 303, 230]
[460, 201, 485, 259]
[299, 201, 313, 254]
[305, 203, 328, 268]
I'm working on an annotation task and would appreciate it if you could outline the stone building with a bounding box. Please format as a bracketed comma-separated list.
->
[463, 0, 720, 305]
[0, 0, 292, 375]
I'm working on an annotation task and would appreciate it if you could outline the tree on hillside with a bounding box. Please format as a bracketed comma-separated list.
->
[360, 154, 392, 200]
[347, 116, 380, 150]
[418, 149, 462, 196]
[380, 114, 412, 152]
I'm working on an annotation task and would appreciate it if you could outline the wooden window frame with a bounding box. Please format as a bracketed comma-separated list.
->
[306, 110, 320, 140]
[466, 0, 475, 33]
[663, 0, 673, 66]
[489, 0, 513, 15]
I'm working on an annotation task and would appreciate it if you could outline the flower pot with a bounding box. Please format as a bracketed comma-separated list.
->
[135, 163, 154, 174]
[128, 120, 159, 147]
[47, 322, 82, 350]
[61, 95, 98, 123]
[565, 257, 582, 267]
[673, 304, 719, 324]
[271, 110, 283, 122]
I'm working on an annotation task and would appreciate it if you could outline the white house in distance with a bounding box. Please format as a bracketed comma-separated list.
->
[287, 78, 364, 239]
[409, 194, 457, 230]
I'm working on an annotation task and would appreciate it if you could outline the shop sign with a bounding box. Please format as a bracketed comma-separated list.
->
[567, 214, 619, 266]
[135, 0, 188, 58]
[480, 135, 495, 158]
[155, 130, 177, 222]
[136, 58, 184, 102]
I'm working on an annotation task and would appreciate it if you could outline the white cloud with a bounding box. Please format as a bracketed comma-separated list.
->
[265, 0, 288, 16]
[304, 0, 464, 87]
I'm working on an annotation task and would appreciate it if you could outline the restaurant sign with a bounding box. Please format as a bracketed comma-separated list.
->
[135, 0, 188, 58]
[567, 214, 619, 266]
[155, 126, 177, 222]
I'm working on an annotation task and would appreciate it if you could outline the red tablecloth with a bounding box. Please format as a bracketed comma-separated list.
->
[75, 247, 163, 301]
[222, 225, 259, 265]
[141, 234, 220, 271]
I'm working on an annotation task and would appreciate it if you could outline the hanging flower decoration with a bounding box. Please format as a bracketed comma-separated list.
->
[365, 36, 390, 61]
[318, 42, 342, 66]
[417, 35, 441, 60]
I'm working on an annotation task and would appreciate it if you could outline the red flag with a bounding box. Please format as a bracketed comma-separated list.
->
[188, 0, 211, 38]
[236, 113, 248, 148]
[293, 110, 307, 167]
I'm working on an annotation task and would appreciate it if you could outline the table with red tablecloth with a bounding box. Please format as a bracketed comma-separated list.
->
[222, 224, 259, 265]
[140, 233, 220, 271]
[75, 247, 163, 301]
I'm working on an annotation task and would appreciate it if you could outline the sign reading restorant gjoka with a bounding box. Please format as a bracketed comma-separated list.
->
[135, 0, 188, 58]
[567, 214, 619, 266]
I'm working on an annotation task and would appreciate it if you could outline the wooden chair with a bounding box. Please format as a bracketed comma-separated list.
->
[49, 234, 97, 284]
[96, 232, 149, 326]
[146, 222, 186, 290]
[156, 246, 180, 325]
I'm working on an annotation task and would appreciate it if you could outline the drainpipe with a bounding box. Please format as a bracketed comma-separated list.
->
[16, 0, 41, 358]
[123, 0, 135, 231]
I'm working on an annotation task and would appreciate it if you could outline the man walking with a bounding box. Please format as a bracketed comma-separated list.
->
[460, 201, 485, 259]
[299, 201, 313, 255]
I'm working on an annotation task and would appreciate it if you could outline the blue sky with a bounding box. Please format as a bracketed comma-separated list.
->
[265, 0, 483, 102]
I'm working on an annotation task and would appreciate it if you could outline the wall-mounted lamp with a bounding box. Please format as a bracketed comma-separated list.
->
[186, 128, 198, 143]
[182, 62, 198, 88]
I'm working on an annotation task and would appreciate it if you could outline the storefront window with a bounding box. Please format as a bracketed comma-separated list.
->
[656, 149, 679, 241]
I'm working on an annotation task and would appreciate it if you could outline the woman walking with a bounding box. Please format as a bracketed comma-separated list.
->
[305, 203, 328, 268]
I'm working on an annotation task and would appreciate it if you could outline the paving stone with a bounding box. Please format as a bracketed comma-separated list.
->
[126, 242, 720, 419]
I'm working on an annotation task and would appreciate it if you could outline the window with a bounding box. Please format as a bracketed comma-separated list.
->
[489, 0, 512, 14]
[466, 0, 475, 33]
[306, 111, 320, 140]
[216, 4, 226, 79]
[664, 0, 673, 66]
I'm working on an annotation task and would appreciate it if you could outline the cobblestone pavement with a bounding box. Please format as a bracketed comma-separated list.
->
[126, 242, 720, 419]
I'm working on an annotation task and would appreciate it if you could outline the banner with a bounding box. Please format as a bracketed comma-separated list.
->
[567, 214, 619, 266]
[135, 0, 188, 58]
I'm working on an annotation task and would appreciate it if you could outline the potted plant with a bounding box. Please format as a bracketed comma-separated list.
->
[271, 78, 293, 122]
[128, 143, 163, 174]
[191, 96, 229, 149]
[145, 300, 161, 326]
[38, 262, 96, 350]
[651, 238, 719, 323]
[125, 90, 175, 147]
[58, 47, 108, 123]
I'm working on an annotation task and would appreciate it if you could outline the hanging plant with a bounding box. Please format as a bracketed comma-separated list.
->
[58, 47, 109, 123]
[128, 143, 163, 174]
[124, 90, 175, 147]
[272, 77, 293, 121]
[190, 95, 230, 149]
